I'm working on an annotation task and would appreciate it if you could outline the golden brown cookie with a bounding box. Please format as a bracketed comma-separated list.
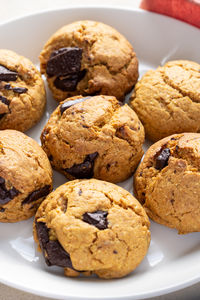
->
[0, 130, 53, 222]
[134, 133, 200, 234]
[0, 49, 46, 132]
[39, 20, 138, 102]
[41, 95, 144, 183]
[130, 60, 200, 141]
[33, 179, 150, 279]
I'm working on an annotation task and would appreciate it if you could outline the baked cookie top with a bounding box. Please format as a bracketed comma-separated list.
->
[130, 60, 200, 141]
[134, 133, 200, 234]
[41, 95, 144, 183]
[34, 179, 150, 279]
[40, 20, 138, 101]
[0, 130, 52, 222]
[0, 49, 46, 132]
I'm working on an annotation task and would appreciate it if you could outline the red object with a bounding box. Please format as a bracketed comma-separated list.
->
[140, 0, 200, 28]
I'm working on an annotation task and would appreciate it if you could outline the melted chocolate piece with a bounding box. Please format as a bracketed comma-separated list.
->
[155, 148, 171, 170]
[115, 126, 127, 138]
[46, 47, 86, 92]
[0, 65, 18, 81]
[0, 208, 5, 212]
[54, 74, 80, 91]
[65, 152, 98, 179]
[0, 176, 20, 205]
[46, 47, 82, 77]
[35, 221, 74, 268]
[0, 95, 10, 106]
[12, 87, 28, 94]
[78, 69, 87, 81]
[4, 84, 12, 90]
[3, 84, 27, 94]
[48, 155, 53, 161]
[54, 69, 86, 92]
[60, 97, 91, 115]
[22, 185, 51, 205]
[83, 210, 108, 230]
[0, 95, 10, 120]
[40, 128, 49, 144]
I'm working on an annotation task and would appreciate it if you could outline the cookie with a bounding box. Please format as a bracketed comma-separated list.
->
[134, 133, 200, 234]
[130, 60, 200, 141]
[33, 179, 150, 279]
[0, 130, 53, 222]
[0, 49, 46, 132]
[41, 95, 144, 183]
[39, 20, 138, 102]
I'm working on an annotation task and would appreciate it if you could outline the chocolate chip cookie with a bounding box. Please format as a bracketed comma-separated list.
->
[130, 60, 200, 141]
[134, 133, 200, 234]
[39, 20, 138, 102]
[41, 95, 144, 183]
[0, 49, 46, 132]
[33, 179, 150, 279]
[0, 130, 53, 222]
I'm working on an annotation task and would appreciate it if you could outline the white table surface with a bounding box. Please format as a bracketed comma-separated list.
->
[0, 0, 200, 299]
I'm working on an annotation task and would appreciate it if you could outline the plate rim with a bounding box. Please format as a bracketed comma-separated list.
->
[0, 4, 200, 32]
[0, 5, 200, 300]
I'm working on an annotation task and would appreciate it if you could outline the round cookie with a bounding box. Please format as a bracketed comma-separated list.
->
[0, 130, 53, 222]
[39, 20, 138, 102]
[41, 95, 144, 183]
[130, 60, 200, 141]
[34, 179, 150, 279]
[134, 133, 200, 234]
[0, 49, 46, 132]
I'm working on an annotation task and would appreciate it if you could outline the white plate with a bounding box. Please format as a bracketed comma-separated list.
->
[0, 6, 200, 300]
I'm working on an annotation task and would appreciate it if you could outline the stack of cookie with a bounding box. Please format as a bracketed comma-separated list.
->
[0, 19, 199, 279]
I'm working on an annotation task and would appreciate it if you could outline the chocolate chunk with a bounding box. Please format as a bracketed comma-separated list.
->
[116, 126, 127, 138]
[45, 240, 74, 268]
[65, 152, 98, 179]
[54, 69, 86, 91]
[0, 95, 10, 106]
[0, 65, 18, 81]
[155, 148, 171, 170]
[54, 74, 80, 91]
[0, 176, 20, 205]
[12, 87, 28, 94]
[48, 155, 53, 161]
[0, 95, 10, 119]
[3, 83, 27, 94]
[22, 185, 51, 205]
[40, 128, 49, 144]
[4, 84, 12, 90]
[60, 97, 91, 115]
[78, 69, 87, 81]
[83, 210, 108, 230]
[35, 221, 74, 268]
[106, 163, 110, 171]
[0, 208, 5, 212]
[175, 145, 179, 152]
[46, 47, 83, 77]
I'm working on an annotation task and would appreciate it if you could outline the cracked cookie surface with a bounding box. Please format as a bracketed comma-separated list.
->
[0, 130, 53, 222]
[33, 179, 150, 279]
[41, 95, 144, 183]
[134, 133, 200, 234]
[39, 20, 138, 102]
[0, 49, 46, 132]
[130, 60, 200, 141]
